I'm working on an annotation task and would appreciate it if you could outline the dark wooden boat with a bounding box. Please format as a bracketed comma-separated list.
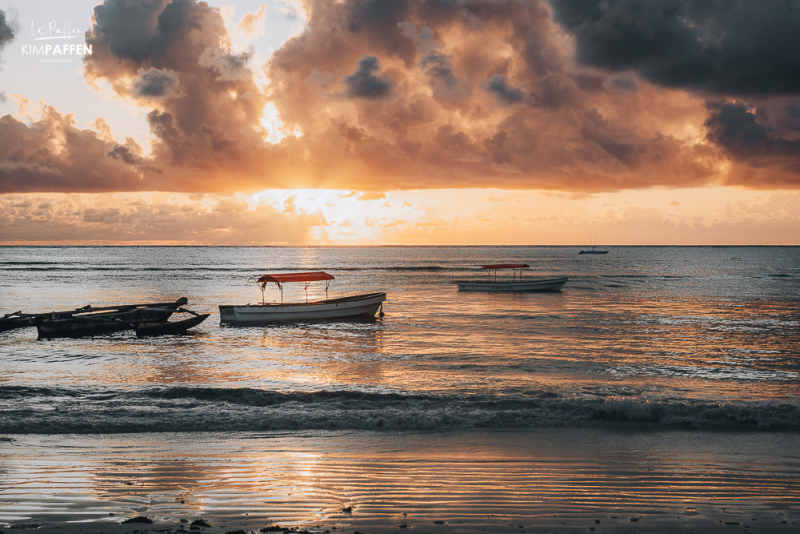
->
[1, 306, 89, 332]
[0, 312, 36, 332]
[135, 313, 210, 337]
[36, 298, 189, 339]
[2, 298, 188, 334]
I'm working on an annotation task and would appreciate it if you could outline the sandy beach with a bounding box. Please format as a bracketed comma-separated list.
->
[2, 428, 798, 534]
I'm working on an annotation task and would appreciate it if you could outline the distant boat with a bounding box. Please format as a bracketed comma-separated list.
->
[579, 236, 608, 254]
[578, 247, 608, 255]
[219, 271, 386, 324]
[455, 264, 568, 292]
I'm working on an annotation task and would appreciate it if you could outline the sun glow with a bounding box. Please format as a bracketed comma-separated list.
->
[2, 188, 799, 246]
[260, 102, 303, 144]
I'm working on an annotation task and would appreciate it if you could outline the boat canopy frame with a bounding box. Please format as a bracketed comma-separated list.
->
[481, 263, 530, 282]
[248, 271, 335, 304]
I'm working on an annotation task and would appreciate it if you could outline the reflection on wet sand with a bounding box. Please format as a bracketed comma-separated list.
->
[1, 430, 798, 532]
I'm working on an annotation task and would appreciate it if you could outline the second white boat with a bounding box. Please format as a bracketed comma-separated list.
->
[454, 263, 568, 292]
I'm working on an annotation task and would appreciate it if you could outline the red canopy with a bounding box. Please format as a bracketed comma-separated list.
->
[482, 263, 529, 270]
[256, 272, 335, 286]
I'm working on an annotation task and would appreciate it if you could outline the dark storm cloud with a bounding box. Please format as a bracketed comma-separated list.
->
[485, 74, 525, 104]
[705, 102, 800, 159]
[701, 100, 800, 187]
[345, 0, 416, 65]
[131, 67, 180, 97]
[0, 8, 15, 51]
[343, 54, 395, 99]
[89, 0, 203, 62]
[1, 7, 17, 102]
[548, 0, 800, 96]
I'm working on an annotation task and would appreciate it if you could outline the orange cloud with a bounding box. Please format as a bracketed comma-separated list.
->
[1, 0, 799, 195]
[0, 192, 324, 245]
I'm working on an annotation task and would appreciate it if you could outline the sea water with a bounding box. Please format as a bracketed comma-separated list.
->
[1, 245, 799, 433]
[1, 246, 799, 529]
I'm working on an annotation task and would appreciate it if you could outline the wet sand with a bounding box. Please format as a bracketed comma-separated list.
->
[1, 429, 798, 533]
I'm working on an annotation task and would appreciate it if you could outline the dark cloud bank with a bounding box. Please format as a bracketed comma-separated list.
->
[1, 0, 799, 193]
[549, 0, 800, 186]
[0, 7, 18, 102]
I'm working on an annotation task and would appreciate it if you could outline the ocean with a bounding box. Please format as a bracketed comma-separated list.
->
[1, 245, 799, 531]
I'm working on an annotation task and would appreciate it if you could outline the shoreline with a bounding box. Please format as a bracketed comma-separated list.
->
[2, 428, 798, 533]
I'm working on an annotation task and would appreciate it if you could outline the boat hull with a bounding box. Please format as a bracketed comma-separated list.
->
[219, 292, 386, 324]
[455, 277, 568, 292]
[37, 307, 178, 339]
[0, 316, 34, 332]
[579, 250, 608, 254]
[136, 313, 210, 337]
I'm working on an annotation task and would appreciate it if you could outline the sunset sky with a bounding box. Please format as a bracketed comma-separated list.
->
[1, 0, 799, 245]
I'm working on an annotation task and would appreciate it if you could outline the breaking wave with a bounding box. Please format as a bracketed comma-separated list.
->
[1, 386, 798, 434]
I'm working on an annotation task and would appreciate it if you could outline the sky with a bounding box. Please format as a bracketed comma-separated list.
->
[0, 0, 799, 245]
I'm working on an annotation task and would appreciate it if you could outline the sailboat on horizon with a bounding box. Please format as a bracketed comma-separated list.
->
[578, 235, 609, 255]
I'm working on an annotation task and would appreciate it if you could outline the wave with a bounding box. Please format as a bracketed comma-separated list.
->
[1, 386, 798, 434]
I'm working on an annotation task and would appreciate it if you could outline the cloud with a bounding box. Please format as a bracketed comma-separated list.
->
[485, 74, 525, 104]
[131, 67, 181, 98]
[80, 0, 290, 189]
[546, 0, 800, 189]
[265, 0, 725, 191]
[3, 0, 800, 194]
[0, 8, 15, 54]
[238, 4, 267, 37]
[343, 54, 395, 99]
[705, 100, 800, 188]
[0, 193, 325, 245]
[548, 0, 800, 96]
[0, 7, 18, 102]
[400, 22, 471, 103]
[0, 104, 151, 193]
[359, 191, 385, 200]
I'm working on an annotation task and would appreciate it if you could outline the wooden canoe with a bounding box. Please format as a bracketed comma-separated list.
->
[135, 313, 210, 337]
[35, 299, 189, 339]
[2, 298, 188, 333]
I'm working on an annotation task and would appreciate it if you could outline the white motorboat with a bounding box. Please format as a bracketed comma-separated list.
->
[219, 271, 386, 324]
[454, 264, 568, 292]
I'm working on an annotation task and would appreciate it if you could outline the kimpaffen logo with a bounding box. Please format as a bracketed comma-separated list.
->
[22, 21, 92, 63]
